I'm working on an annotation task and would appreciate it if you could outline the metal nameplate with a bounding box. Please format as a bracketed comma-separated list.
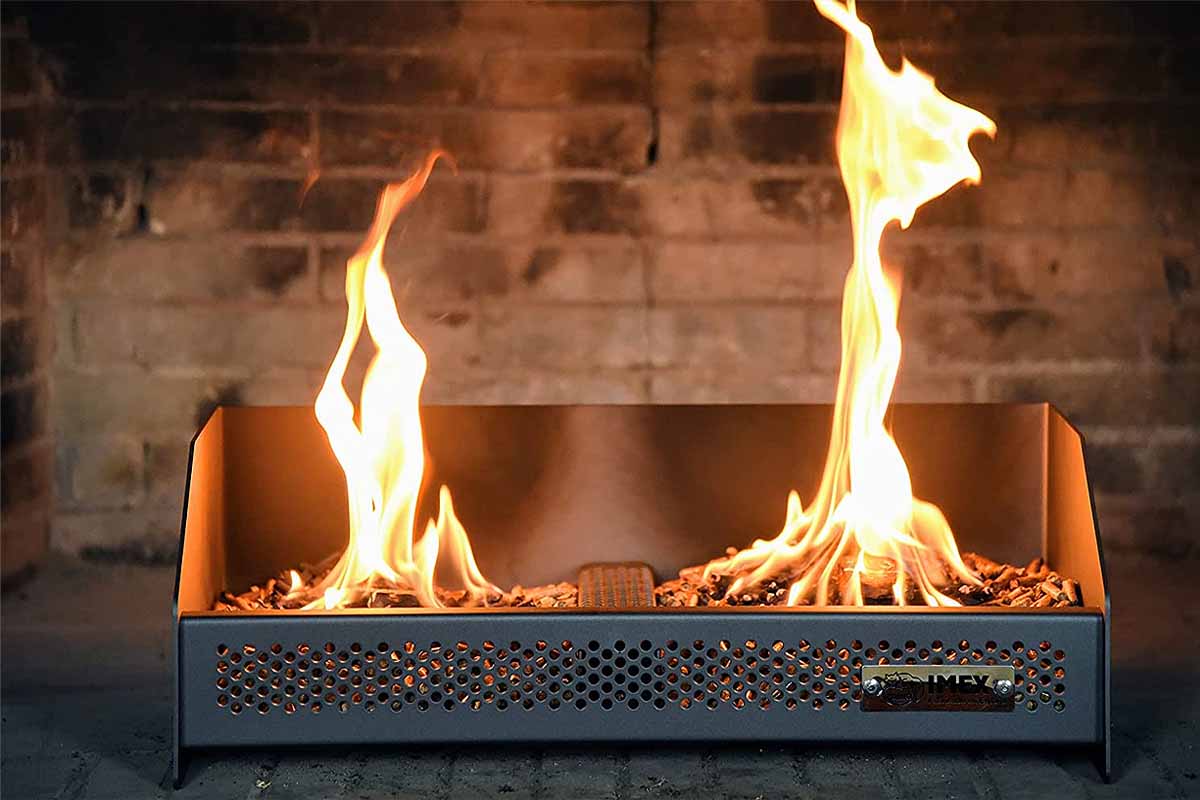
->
[861, 664, 1016, 712]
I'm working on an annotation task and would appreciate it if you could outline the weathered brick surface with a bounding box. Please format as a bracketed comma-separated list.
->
[0, 0, 1193, 559]
[1, 24, 53, 580]
[320, 108, 652, 172]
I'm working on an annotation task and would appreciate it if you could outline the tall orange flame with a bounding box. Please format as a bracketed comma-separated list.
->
[705, 0, 996, 606]
[304, 151, 498, 609]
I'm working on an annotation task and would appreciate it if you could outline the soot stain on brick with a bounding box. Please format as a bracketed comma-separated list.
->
[752, 54, 838, 104]
[683, 116, 714, 158]
[81, 534, 177, 566]
[250, 247, 307, 297]
[972, 308, 1055, 338]
[1164, 256, 1193, 300]
[193, 382, 244, 429]
[1, 383, 42, 449]
[751, 179, 842, 226]
[0, 318, 36, 382]
[691, 81, 718, 102]
[558, 121, 636, 170]
[735, 111, 833, 166]
[523, 248, 560, 286]
[548, 181, 641, 235]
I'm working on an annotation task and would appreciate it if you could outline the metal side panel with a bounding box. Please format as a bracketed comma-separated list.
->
[180, 611, 1102, 748]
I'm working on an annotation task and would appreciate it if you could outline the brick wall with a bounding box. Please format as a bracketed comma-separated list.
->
[1, 16, 56, 581]
[3, 1, 1196, 563]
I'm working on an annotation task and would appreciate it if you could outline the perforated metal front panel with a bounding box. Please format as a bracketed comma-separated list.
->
[181, 611, 1102, 748]
[211, 636, 1070, 718]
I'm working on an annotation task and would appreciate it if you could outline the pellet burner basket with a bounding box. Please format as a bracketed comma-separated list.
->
[172, 403, 1110, 784]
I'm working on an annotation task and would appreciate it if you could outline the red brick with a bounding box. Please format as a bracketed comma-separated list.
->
[320, 108, 652, 172]
[63, 434, 144, 509]
[57, 239, 313, 303]
[878, 234, 987, 300]
[1, 381, 46, 448]
[490, 177, 844, 239]
[1, 38, 34, 96]
[1156, 173, 1199, 237]
[857, 1, 1179, 41]
[970, 169, 1157, 230]
[483, 52, 649, 106]
[649, 369, 835, 404]
[51, 508, 181, 560]
[987, 234, 1185, 301]
[902, 301, 1144, 367]
[145, 173, 485, 236]
[302, 176, 486, 235]
[891, 372, 977, 403]
[489, 178, 645, 237]
[985, 369, 1200, 428]
[508, 243, 646, 303]
[2, 503, 48, 581]
[52, 370, 206, 438]
[874, 43, 1168, 110]
[428, 369, 647, 405]
[1, 440, 51, 513]
[654, 49, 842, 106]
[1085, 442, 1149, 495]
[650, 241, 841, 302]
[0, 315, 48, 383]
[480, 306, 647, 370]
[1, 247, 45, 313]
[0, 176, 45, 242]
[659, 109, 837, 167]
[652, 2, 772, 48]
[144, 174, 303, 234]
[649, 306, 808, 370]
[318, 2, 649, 50]
[53, 47, 480, 106]
[1000, 104, 1200, 170]
[72, 305, 341, 370]
[61, 108, 310, 165]
[26, 2, 313, 45]
[73, 304, 431, 376]
[1151, 305, 1200, 364]
[1095, 498, 1196, 559]
[0, 107, 41, 169]
[1146, 442, 1200, 497]
[1164, 250, 1196, 301]
[66, 174, 134, 231]
[320, 241, 645, 304]
[142, 432, 196, 502]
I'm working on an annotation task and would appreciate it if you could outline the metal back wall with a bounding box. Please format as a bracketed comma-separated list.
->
[179, 403, 1056, 601]
[181, 610, 1102, 747]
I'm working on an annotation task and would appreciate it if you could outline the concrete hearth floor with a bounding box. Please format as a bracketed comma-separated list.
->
[2, 553, 1197, 800]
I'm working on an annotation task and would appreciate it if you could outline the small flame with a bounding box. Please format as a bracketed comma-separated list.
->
[323, 587, 345, 610]
[706, 0, 996, 606]
[308, 151, 499, 609]
[288, 570, 302, 593]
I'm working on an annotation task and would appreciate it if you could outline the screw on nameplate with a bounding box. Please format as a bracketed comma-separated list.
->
[577, 563, 656, 609]
[861, 664, 1017, 712]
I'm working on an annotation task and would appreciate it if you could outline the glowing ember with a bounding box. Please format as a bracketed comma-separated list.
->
[304, 150, 499, 609]
[702, 0, 997, 606]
